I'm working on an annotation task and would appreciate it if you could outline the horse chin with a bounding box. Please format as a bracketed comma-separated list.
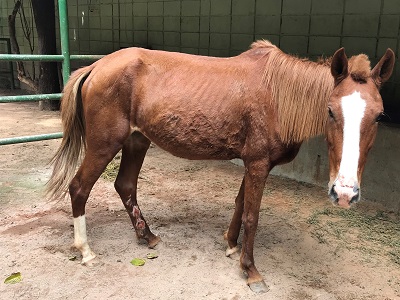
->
[336, 197, 352, 209]
[330, 194, 360, 209]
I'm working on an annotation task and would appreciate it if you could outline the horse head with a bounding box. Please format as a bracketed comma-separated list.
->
[327, 47, 395, 208]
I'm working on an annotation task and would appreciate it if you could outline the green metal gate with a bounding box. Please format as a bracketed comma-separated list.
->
[0, 0, 103, 146]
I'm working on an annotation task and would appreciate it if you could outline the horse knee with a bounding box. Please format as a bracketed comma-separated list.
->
[242, 213, 257, 230]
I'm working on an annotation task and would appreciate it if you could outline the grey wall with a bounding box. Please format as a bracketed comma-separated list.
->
[273, 125, 400, 212]
[1, 0, 399, 119]
[234, 125, 400, 213]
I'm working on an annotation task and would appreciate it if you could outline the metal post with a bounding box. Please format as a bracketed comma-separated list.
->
[58, 0, 70, 85]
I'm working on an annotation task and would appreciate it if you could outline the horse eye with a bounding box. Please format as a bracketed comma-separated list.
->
[376, 113, 384, 122]
[328, 107, 334, 119]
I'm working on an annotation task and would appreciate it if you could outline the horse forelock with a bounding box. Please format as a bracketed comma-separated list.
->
[348, 54, 371, 83]
[262, 44, 333, 144]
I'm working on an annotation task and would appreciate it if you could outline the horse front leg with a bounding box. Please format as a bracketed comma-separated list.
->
[240, 159, 269, 293]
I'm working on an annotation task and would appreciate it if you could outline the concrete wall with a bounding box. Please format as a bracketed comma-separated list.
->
[1, 0, 399, 118]
[67, 0, 398, 118]
[275, 125, 400, 213]
[234, 124, 400, 213]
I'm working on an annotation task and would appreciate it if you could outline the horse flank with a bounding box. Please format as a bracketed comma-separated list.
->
[46, 65, 93, 200]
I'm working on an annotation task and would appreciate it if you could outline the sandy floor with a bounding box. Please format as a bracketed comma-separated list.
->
[0, 101, 399, 300]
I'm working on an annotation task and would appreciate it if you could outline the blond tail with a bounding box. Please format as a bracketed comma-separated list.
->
[46, 66, 93, 200]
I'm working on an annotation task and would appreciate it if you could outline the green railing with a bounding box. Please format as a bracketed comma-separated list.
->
[0, 0, 103, 146]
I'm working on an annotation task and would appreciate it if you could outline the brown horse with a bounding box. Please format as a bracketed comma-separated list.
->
[46, 40, 394, 293]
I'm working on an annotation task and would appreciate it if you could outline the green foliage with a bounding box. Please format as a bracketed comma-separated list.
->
[308, 208, 400, 265]
[101, 154, 121, 180]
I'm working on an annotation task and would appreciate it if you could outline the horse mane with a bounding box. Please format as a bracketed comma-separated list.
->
[252, 40, 371, 144]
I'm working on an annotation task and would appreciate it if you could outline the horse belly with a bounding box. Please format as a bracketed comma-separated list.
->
[136, 111, 244, 160]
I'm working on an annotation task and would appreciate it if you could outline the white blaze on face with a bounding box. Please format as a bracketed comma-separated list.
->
[338, 91, 366, 183]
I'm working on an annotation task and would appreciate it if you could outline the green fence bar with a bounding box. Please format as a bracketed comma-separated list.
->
[58, 0, 70, 85]
[0, 132, 63, 146]
[0, 54, 103, 62]
[0, 54, 64, 61]
[70, 55, 104, 61]
[0, 93, 62, 103]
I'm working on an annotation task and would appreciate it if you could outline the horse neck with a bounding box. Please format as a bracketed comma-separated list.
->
[263, 50, 333, 144]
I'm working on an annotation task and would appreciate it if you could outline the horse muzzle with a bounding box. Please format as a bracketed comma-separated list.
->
[328, 178, 360, 208]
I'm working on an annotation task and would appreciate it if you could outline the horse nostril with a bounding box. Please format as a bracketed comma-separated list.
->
[350, 185, 360, 204]
[353, 183, 359, 194]
[329, 184, 338, 202]
[350, 193, 359, 204]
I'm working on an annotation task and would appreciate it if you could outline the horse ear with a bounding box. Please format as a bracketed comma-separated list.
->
[331, 48, 349, 86]
[371, 48, 395, 88]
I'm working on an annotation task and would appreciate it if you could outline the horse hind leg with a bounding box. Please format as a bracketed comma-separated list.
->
[70, 145, 122, 264]
[225, 177, 244, 257]
[114, 132, 161, 248]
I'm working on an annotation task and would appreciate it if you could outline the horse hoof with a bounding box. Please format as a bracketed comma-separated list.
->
[248, 280, 269, 294]
[82, 256, 102, 267]
[80, 251, 96, 265]
[148, 235, 162, 249]
[225, 246, 239, 257]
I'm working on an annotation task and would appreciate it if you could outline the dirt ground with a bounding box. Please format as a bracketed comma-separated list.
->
[0, 100, 399, 300]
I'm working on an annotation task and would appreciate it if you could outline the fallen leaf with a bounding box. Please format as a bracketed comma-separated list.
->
[4, 272, 22, 284]
[130, 258, 145, 266]
[146, 253, 158, 259]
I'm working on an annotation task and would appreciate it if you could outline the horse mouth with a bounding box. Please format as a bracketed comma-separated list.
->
[328, 184, 360, 208]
